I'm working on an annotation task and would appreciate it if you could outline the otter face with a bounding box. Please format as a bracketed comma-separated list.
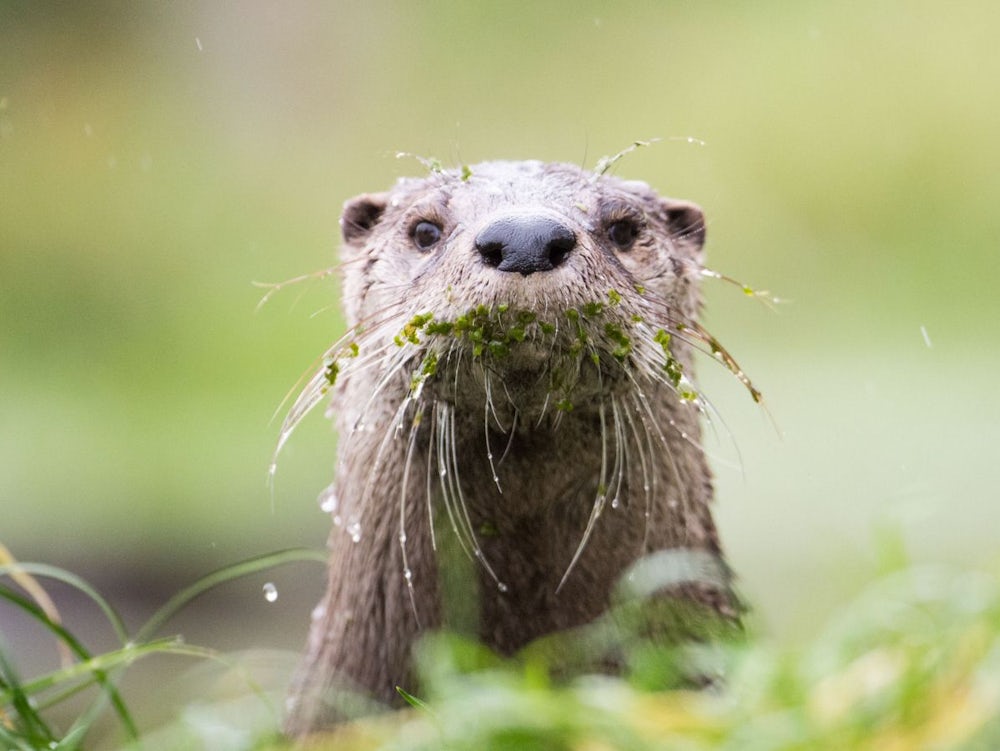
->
[326, 161, 712, 419]
[275, 160, 759, 483]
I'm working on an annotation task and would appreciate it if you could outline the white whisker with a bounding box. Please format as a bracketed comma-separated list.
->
[558, 398, 609, 593]
[399, 406, 424, 624]
[484, 377, 503, 493]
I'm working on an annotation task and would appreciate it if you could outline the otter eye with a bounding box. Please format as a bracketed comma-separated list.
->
[607, 219, 638, 251]
[412, 220, 442, 251]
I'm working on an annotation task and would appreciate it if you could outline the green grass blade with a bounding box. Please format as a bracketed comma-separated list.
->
[0, 647, 56, 747]
[59, 642, 223, 749]
[396, 685, 430, 711]
[13, 637, 193, 696]
[0, 584, 139, 741]
[0, 561, 130, 645]
[134, 547, 325, 642]
[0, 723, 44, 751]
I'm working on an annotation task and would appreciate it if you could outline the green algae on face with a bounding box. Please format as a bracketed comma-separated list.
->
[322, 341, 360, 388]
[555, 398, 574, 412]
[400, 305, 556, 363]
[410, 352, 440, 392]
[380, 298, 759, 408]
[603, 322, 632, 362]
[323, 358, 339, 387]
[395, 313, 435, 346]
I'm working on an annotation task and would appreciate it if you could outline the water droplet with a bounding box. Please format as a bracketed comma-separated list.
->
[611, 497, 620, 509]
[439, 467, 448, 477]
[311, 603, 327, 621]
[267, 462, 277, 478]
[346, 521, 362, 542]
[318, 484, 338, 513]
[404, 568, 413, 582]
[399, 532, 407, 544]
[497, 582, 509, 593]
[668, 499, 679, 509]
[263, 582, 278, 602]
[333, 514, 343, 527]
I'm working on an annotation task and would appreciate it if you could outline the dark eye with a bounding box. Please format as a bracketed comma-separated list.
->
[608, 219, 638, 250]
[412, 220, 442, 250]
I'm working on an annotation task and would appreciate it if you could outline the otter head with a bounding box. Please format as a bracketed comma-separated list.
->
[331, 161, 709, 424]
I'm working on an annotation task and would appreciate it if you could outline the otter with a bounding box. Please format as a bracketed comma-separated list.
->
[280, 159, 758, 735]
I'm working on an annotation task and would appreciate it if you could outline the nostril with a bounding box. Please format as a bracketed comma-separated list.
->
[478, 240, 504, 269]
[475, 216, 577, 276]
[545, 232, 575, 269]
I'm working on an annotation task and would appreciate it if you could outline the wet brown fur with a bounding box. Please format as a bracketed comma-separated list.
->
[283, 161, 738, 735]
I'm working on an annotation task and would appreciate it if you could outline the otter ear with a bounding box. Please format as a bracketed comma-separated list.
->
[660, 199, 706, 254]
[341, 192, 389, 245]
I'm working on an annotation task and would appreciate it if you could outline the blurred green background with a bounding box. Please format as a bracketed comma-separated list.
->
[2, 0, 999, 721]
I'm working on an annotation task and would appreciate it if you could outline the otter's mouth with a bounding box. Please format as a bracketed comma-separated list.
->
[274, 284, 763, 468]
[390, 294, 698, 418]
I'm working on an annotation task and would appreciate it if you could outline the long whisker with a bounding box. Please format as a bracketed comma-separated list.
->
[609, 396, 627, 510]
[435, 402, 472, 561]
[425, 403, 438, 552]
[558, 393, 609, 593]
[448, 403, 506, 591]
[627, 385, 691, 520]
[356, 396, 414, 531]
[621, 397, 655, 550]
[483, 376, 502, 493]
[399, 405, 424, 624]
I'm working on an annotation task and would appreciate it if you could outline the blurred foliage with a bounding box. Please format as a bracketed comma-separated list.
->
[2, 0, 1000, 723]
[276, 565, 1000, 751]
[4, 552, 998, 750]
[0, 547, 324, 749]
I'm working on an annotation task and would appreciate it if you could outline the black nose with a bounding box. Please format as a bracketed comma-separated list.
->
[475, 215, 576, 276]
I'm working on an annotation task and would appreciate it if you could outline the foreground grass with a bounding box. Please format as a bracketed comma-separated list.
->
[3, 552, 999, 751]
[282, 564, 1000, 751]
[0, 546, 324, 750]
